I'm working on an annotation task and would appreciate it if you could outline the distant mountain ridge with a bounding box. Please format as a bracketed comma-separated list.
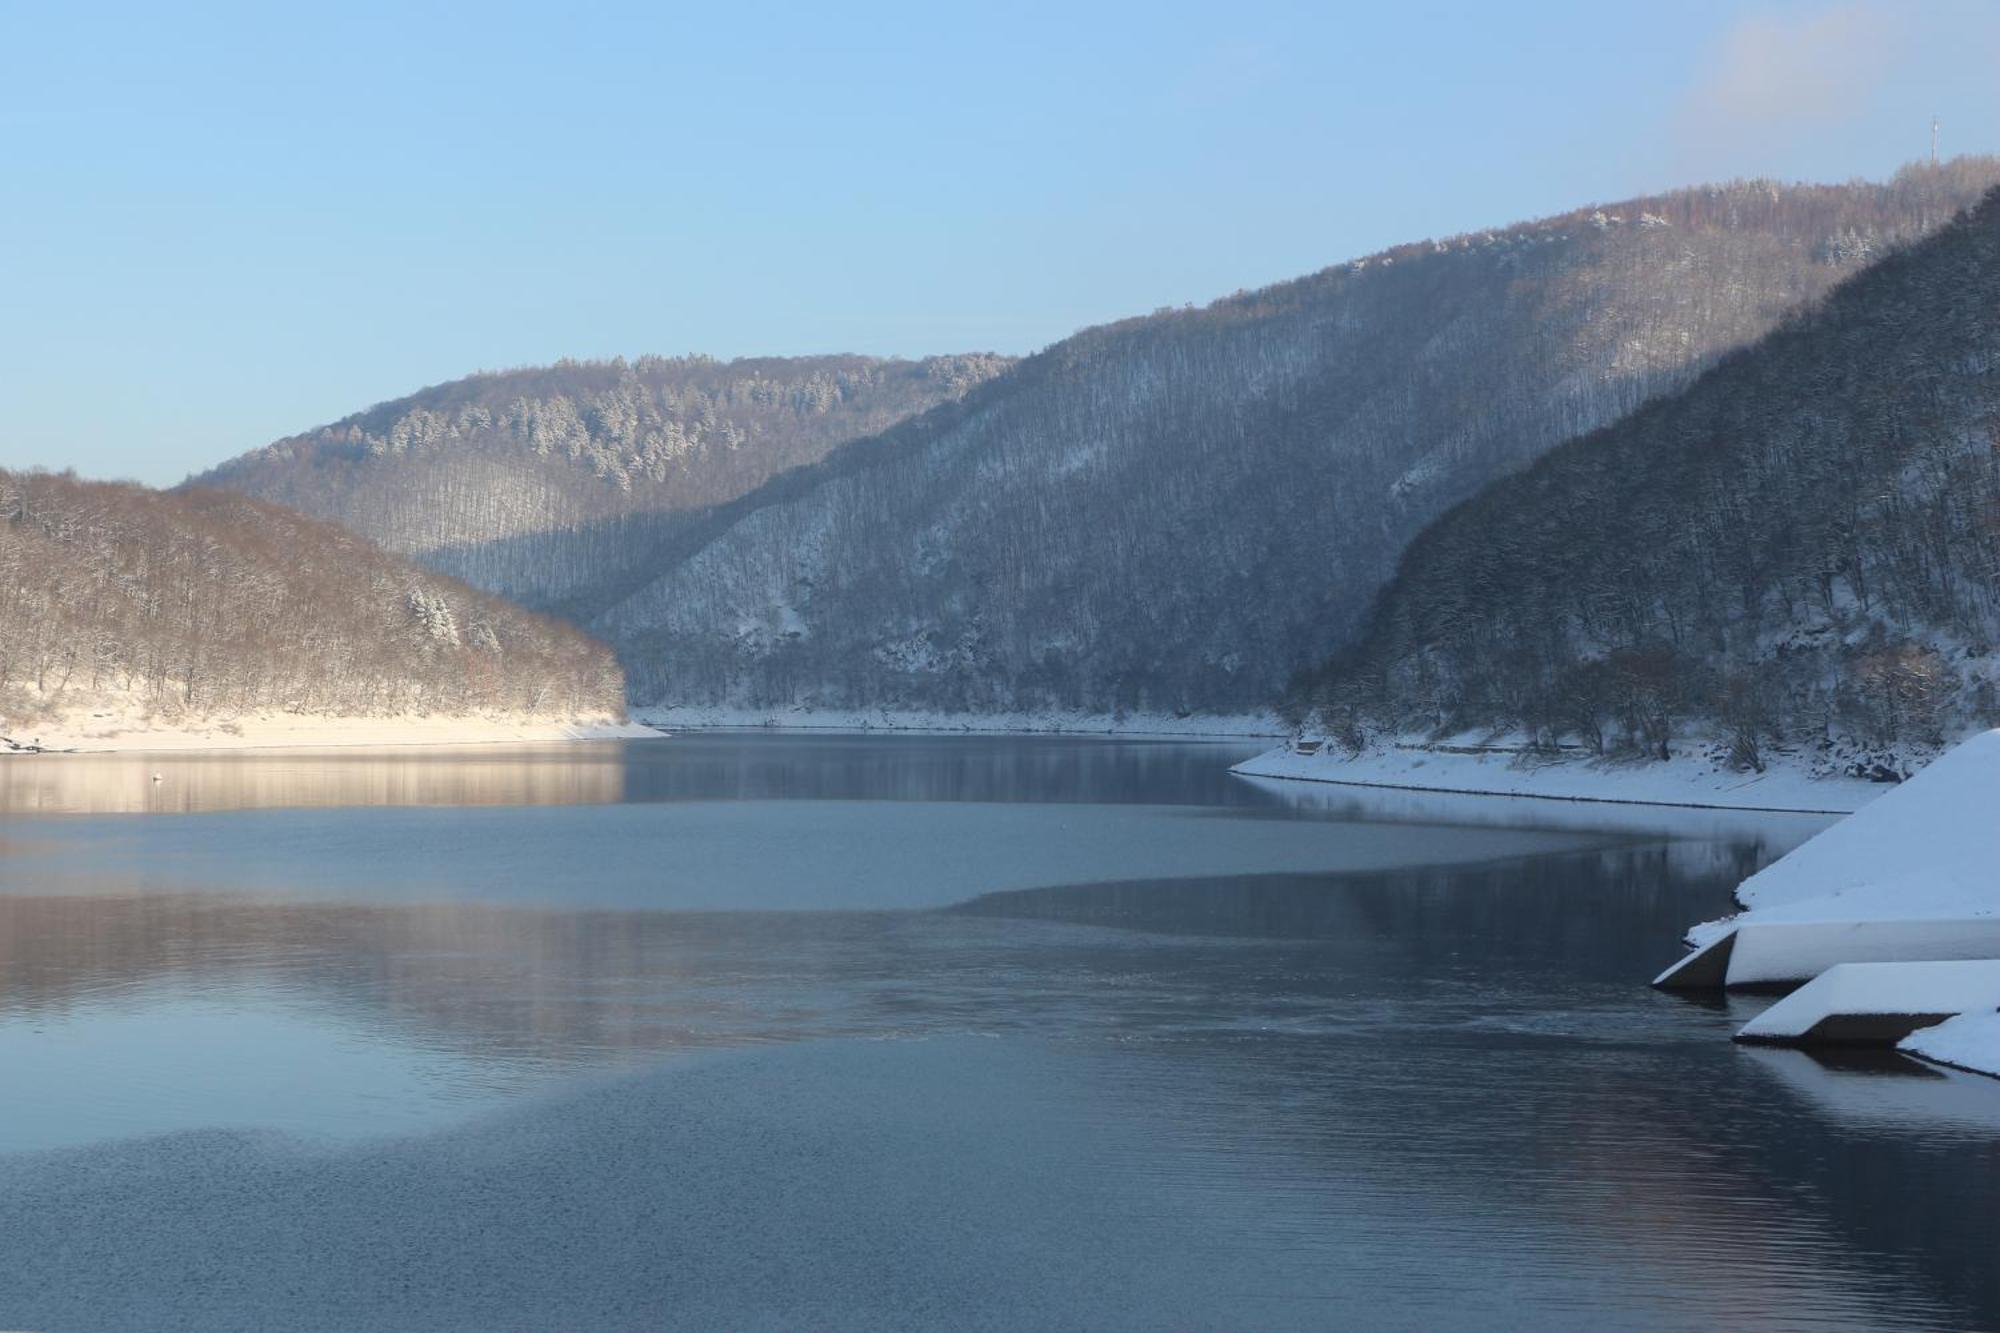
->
[1296, 182, 2000, 772]
[587, 161, 2000, 715]
[194, 353, 1012, 608]
[190, 159, 2000, 720]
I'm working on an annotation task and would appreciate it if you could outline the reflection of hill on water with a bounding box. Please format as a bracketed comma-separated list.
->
[4, 861, 1996, 1327]
[0, 841, 1751, 1067]
[0, 733, 1281, 816]
[953, 845, 1751, 956]
[0, 892, 884, 1065]
[0, 747, 626, 815]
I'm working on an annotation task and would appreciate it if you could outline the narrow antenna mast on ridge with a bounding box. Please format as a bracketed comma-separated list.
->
[1932, 115, 1940, 166]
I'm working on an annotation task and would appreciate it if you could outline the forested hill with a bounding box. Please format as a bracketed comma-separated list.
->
[192, 353, 1012, 608]
[0, 470, 623, 735]
[1294, 183, 2000, 772]
[590, 161, 2000, 716]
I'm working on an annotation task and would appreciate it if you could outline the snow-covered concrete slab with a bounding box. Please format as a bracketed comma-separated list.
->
[1680, 720, 2000, 960]
[1735, 961, 2000, 1046]
[1729, 728, 2000, 917]
[1899, 1009, 2000, 1079]
[1652, 930, 1738, 989]
[1656, 918, 2000, 990]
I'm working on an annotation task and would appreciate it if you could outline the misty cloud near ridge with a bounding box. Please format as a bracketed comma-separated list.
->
[1673, 3, 1906, 175]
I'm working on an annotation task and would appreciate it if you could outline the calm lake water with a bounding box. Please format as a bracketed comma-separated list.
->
[1, 734, 1995, 1331]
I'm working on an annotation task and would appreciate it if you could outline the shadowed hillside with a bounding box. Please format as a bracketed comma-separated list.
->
[1296, 183, 2000, 774]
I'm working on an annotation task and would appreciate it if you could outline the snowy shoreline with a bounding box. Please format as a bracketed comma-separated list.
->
[635, 704, 1285, 740]
[1, 713, 660, 755]
[1230, 741, 1888, 814]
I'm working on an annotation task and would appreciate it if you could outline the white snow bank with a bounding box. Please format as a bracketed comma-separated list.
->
[1678, 728, 2000, 954]
[1728, 728, 2000, 916]
[638, 703, 1283, 739]
[1, 708, 657, 755]
[1900, 1008, 2000, 1078]
[1232, 738, 1886, 813]
[1657, 728, 2000, 1009]
[1736, 961, 2000, 1043]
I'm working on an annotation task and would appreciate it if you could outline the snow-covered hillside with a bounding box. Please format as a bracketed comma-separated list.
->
[0, 470, 627, 748]
[1295, 181, 2000, 783]
[194, 355, 1011, 610]
[586, 165, 1997, 717]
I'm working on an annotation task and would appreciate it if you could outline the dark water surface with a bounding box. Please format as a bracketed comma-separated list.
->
[0, 734, 1994, 1331]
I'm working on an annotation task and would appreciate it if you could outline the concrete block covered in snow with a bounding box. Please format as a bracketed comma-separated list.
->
[1732, 729, 2000, 917]
[1656, 918, 2000, 990]
[1735, 960, 2000, 1046]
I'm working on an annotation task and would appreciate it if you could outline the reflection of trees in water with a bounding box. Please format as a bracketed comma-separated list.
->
[609, 733, 1274, 808]
[958, 852, 2000, 1329]
[0, 734, 1275, 815]
[0, 748, 626, 815]
[1519, 1033, 2000, 1327]
[0, 844, 1777, 1068]
[2, 849, 1995, 1326]
[0, 893, 892, 1062]
[954, 845, 1752, 964]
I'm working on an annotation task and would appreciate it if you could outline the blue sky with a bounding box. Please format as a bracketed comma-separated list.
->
[5, 0, 1998, 485]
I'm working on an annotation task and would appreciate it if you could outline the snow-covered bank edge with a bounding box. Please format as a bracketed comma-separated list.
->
[1901, 1010, 2000, 1079]
[1232, 741, 1887, 814]
[636, 704, 1284, 740]
[1, 713, 661, 755]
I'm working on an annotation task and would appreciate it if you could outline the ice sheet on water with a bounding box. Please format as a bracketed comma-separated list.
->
[2, 800, 1606, 912]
